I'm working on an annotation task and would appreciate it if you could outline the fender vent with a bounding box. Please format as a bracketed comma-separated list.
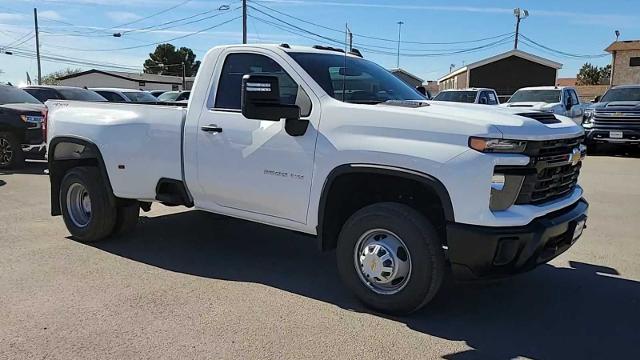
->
[517, 112, 561, 124]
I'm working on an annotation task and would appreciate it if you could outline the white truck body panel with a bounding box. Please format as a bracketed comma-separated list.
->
[47, 44, 586, 235]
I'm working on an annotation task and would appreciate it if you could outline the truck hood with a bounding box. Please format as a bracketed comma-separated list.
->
[0, 102, 46, 113]
[373, 100, 583, 141]
[589, 101, 640, 111]
[500, 101, 558, 110]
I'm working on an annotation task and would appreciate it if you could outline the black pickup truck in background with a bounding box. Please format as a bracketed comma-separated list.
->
[583, 85, 640, 152]
[0, 85, 46, 169]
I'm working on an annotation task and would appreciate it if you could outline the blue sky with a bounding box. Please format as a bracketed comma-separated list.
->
[0, 0, 638, 86]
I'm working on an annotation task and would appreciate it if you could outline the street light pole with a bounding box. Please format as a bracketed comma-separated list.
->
[396, 21, 404, 68]
[33, 8, 42, 85]
[513, 8, 528, 50]
[242, 0, 247, 44]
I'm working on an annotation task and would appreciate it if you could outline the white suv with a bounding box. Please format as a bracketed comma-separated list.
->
[433, 88, 499, 105]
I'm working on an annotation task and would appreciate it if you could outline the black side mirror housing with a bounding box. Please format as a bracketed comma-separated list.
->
[591, 95, 601, 103]
[241, 74, 308, 136]
[415, 86, 427, 97]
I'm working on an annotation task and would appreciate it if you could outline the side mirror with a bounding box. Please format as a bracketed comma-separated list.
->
[415, 86, 427, 97]
[241, 75, 308, 136]
[591, 95, 601, 103]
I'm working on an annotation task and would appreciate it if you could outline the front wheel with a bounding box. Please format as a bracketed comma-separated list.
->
[60, 167, 117, 242]
[0, 132, 25, 169]
[337, 202, 446, 315]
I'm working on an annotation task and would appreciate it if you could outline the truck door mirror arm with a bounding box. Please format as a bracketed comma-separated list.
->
[241, 74, 308, 136]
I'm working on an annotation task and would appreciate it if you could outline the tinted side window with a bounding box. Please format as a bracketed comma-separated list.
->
[486, 91, 498, 105]
[96, 91, 125, 102]
[214, 53, 298, 110]
[570, 90, 580, 105]
[478, 91, 489, 104]
[25, 88, 59, 102]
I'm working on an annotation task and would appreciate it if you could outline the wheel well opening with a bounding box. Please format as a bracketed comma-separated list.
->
[320, 172, 447, 251]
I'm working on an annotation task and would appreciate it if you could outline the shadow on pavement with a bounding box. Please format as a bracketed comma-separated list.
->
[588, 144, 640, 158]
[0, 160, 48, 176]
[87, 210, 640, 359]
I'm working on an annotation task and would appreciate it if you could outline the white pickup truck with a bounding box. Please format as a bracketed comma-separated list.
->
[501, 86, 587, 124]
[45, 44, 588, 314]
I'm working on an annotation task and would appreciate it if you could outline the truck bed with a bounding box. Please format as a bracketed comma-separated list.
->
[46, 100, 187, 201]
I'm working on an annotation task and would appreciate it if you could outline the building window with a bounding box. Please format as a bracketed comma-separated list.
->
[630, 57, 640, 67]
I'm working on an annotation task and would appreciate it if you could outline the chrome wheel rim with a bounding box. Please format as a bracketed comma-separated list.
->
[353, 229, 412, 295]
[0, 138, 13, 166]
[66, 183, 92, 228]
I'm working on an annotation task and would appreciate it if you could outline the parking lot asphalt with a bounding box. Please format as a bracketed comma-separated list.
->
[1, 154, 639, 360]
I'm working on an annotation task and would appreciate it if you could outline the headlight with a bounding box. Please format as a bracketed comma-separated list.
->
[469, 137, 527, 153]
[20, 115, 44, 123]
[582, 110, 595, 126]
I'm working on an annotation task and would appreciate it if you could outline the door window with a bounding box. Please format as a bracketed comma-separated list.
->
[214, 53, 300, 112]
[570, 89, 580, 105]
[478, 91, 489, 104]
[486, 91, 498, 105]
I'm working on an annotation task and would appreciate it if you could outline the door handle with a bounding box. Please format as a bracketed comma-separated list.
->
[201, 124, 223, 133]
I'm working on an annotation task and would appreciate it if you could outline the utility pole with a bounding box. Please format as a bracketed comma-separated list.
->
[242, 0, 247, 44]
[513, 8, 528, 50]
[346, 24, 353, 51]
[33, 8, 42, 85]
[396, 21, 404, 68]
[182, 62, 186, 90]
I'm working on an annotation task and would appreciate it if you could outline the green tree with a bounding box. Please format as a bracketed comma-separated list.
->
[576, 63, 601, 85]
[599, 64, 611, 83]
[143, 44, 200, 77]
[41, 68, 82, 85]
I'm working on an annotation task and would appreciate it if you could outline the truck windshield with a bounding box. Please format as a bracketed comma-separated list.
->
[433, 91, 477, 103]
[508, 90, 560, 103]
[123, 91, 159, 103]
[288, 52, 425, 104]
[0, 86, 42, 105]
[57, 88, 107, 102]
[600, 87, 640, 102]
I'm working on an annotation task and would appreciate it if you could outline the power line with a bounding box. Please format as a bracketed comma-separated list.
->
[34, 15, 242, 52]
[520, 34, 608, 59]
[83, 0, 194, 34]
[250, 0, 515, 46]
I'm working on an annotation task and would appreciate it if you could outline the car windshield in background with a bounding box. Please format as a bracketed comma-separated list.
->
[57, 88, 107, 102]
[157, 91, 180, 101]
[0, 86, 42, 105]
[123, 91, 158, 102]
[288, 52, 425, 104]
[508, 90, 560, 103]
[600, 87, 640, 102]
[433, 91, 477, 103]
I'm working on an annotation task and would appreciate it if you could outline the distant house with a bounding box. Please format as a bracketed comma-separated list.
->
[605, 40, 640, 86]
[57, 69, 195, 91]
[437, 49, 562, 102]
[390, 68, 424, 88]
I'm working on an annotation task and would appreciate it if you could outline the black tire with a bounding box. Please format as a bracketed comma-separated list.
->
[60, 167, 117, 242]
[112, 202, 140, 236]
[336, 202, 446, 315]
[0, 132, 25, 169]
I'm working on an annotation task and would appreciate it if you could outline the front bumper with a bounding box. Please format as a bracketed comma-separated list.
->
[584, 127, 640, 145]
[446, 198, 588, 280]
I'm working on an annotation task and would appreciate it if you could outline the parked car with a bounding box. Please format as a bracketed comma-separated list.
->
[0, 85, 46, 169]
[149, 90, 168, 98]
[582, 84, 640, 151]
[23, 85, 107, 103]
[157, 90, 190, 102]
[432, 88, 499, 105]
[45, 44, 588, 314]
[501, 86, 586, 124]
[91, 88, 159, 103]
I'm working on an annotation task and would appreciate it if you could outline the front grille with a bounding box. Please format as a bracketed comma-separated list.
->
[504, 137, 584, 205]
[593, 110, 640, 126]
[517, 112, 561, 124]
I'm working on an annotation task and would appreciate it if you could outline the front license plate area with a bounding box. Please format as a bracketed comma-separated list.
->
[610, 131, 623, 139]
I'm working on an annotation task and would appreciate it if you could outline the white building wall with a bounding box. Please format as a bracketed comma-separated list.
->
[58, 73, 181, 90]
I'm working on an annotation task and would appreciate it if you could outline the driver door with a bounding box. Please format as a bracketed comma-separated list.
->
[194, 50, 319, 224]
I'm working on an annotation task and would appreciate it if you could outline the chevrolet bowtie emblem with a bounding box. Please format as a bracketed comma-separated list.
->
[568, 147, 582, 166]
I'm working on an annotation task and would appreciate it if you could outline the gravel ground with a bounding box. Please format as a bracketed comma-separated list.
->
[1, 155, 639, 360]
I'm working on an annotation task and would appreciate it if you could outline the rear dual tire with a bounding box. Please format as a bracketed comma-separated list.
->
[337, 202, 445, 315]
[60, 167, 139, 242]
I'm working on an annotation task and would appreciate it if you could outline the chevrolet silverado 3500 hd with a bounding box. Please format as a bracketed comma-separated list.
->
[46, 44, 588, 314]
